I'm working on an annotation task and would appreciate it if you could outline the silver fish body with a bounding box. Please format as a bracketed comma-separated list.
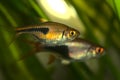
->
[65, 38, 104, 59]
[45, 38, 105, 64]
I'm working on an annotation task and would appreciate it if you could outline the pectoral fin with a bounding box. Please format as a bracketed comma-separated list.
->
[61, 59, 71, 65]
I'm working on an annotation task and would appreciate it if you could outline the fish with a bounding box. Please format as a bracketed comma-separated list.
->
[13, 21, 80, 46]
[19, 38, 105, 65]
[44, 38, 105, 64]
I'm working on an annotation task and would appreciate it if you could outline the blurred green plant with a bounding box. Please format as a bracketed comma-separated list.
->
[0, 0, 120, 80]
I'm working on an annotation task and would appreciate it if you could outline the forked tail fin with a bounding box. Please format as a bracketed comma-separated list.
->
[17, 40, 44, 61]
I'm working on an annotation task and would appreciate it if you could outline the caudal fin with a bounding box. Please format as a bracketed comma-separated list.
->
[8, 33, 19, 47]
[17, 40, 44, 61]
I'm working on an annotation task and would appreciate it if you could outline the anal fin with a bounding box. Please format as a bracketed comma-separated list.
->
[47, 54, 56, 64]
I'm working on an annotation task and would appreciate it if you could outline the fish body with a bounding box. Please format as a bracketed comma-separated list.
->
[18, 38, 105, 65]
[44, 38, 105, 64]
[16, 22, 80, 46]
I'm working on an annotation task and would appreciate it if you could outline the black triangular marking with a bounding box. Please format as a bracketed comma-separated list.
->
[44, 45, 71, 59]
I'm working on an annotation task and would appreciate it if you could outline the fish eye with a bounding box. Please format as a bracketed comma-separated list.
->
[69, 31, 76, 36]
[95, 47, 104, 54]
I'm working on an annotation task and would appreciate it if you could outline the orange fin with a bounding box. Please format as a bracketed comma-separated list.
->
[22, 39, 43, 51]
[18, 48, 37, 61]
[18, 39, 44, 61]
[47, 54, 56, 64]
